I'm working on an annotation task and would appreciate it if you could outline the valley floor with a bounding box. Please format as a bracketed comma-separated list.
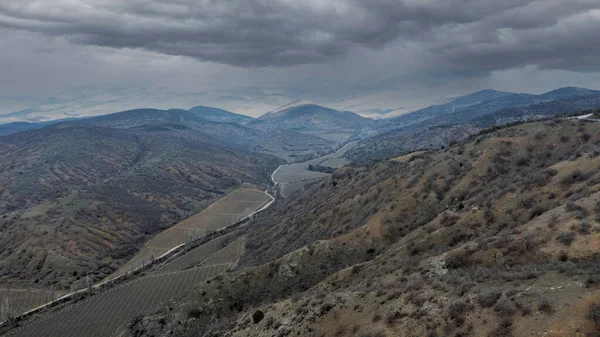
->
[0, 187, 273, 337]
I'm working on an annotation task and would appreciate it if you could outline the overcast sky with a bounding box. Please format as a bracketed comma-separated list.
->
[1, 0, 600, 120]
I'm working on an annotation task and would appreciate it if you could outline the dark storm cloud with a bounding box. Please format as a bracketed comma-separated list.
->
[0, 0, 599, 71]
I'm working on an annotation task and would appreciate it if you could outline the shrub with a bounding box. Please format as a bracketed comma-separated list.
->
[252, 310, 265, 324]
[440, 213, 459, 227]
[476, 291, 502, 308]
[386, 311, 404, 326]
[588, 303, 600, 327]
[566, 201, 585, 212]
[586, 274, 600, 287]
[187, 307, 202, 318]
[582, 133, 592, 142]
[565, 202, 589, 219]
[561, 170, 589, 186]
[538, 299, 554, 314]
[578, 221, 591, 234]
[494, 300, 516, 318]
[556, 231, 575, 246]
[558, 251, 569, 262]
[447, 301, 467, 320]
[516, 156, 530, 166]
[488, 319, 514, 337]
[445, 250, 471, 269]
[529, 206, 546, 220]
[519, 304, 532, 316]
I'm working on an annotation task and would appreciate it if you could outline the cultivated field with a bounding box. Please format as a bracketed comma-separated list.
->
[5, 236, 248, 337]
[108, 188, 270, 279]
[0, 289, 67, 322]
[272, 141, 356, 197]
[253, 130, 334, 162]
[318, 157, 348, 168]
[197, 237, 246, 268]
[154, 232, 239, 274]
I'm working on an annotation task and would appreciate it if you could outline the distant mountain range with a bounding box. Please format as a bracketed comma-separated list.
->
[0, 102, 372, 163]
[379, 87, 600, 130]
[347, 87, 600, 161]
[3, 86, 600, 154]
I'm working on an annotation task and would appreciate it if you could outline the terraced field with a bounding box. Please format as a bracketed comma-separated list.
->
[5, 236, 247, 337]
[108, 188, 271, 279]
[0, 289, 67, 322]
[196, 237, 246, 269]
[154, 232, 238, 274]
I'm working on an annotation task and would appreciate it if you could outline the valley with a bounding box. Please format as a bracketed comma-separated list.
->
[271, 141, 357, 198]
[107, 188, 271, 280]
[1, 187, 270, 337]
[130, 116, 600, 337]
[2, 1, 600, 335]
[3, 89, 600, 337]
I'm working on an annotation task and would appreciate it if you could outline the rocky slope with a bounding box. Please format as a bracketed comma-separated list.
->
[133, 117, 600, 337]
[348, 88, 600, 162]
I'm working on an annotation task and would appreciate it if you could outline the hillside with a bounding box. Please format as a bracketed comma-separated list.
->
[0, 119, 75, 137]
[188, 106, 253, 124]
[348, 88, 600, 162]
[131, 117, 600, 337]
[72, 108, 262, 147]
[0, 123, 282, 289]
[249, 103, 373, 142]
[378, 89, 520, 128]
[380, 87, 600, 130]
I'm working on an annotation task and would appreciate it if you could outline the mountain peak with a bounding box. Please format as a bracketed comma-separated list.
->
[460, 89, 512, 99]
[269, 100, 320, 115]
[542, 86, 600, 98]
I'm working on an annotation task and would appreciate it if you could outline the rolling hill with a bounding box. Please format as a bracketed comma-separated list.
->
[0, 123, 282, 289]
[131, 116, 600, 337]
[0, 106, 349, 163]
[188, 106, 253, 124]
[249, 102, 373, 142]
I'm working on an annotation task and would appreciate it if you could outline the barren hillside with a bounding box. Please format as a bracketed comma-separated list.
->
[0, 123, 281, 289]
[133, 117, 600, 337]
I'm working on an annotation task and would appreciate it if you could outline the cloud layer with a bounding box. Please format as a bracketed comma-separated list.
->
[1, 0, 599, 70]
[1, 1, 600, 120]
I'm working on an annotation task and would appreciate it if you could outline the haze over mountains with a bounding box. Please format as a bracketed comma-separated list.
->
[3, 1, 600, 335]
[3, 87, 600, 132]
[2, 83, 600, 336]
[0, 87, 600, 329]
[3, 86, 600, 167]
